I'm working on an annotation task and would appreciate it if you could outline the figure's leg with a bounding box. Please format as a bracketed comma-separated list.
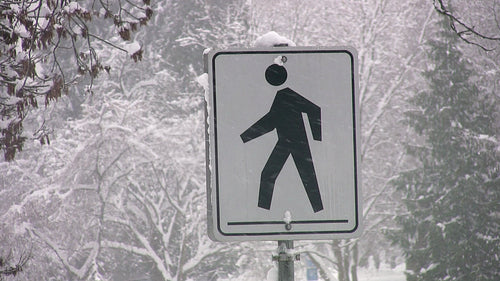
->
[258, 144, 289, 210]
[291, 147, 324, 212]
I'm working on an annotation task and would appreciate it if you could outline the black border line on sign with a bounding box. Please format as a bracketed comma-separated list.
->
[228, 219, 349, 226]
[211, 49, 359, 237]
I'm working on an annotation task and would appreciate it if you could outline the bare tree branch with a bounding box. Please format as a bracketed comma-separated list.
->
[0, 248, 31, 280]
[433, 0, 500, 51]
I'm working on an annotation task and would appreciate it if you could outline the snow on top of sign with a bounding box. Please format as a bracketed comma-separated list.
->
[254, 31, 296, 47]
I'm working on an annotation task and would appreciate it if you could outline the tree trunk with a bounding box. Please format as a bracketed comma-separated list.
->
[350, 243, 359, 281]
[343, 248, 350, 281]
[332, 241, 346, 281]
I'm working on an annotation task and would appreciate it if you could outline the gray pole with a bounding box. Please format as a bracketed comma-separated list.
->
[277, 240, 295, 281]
[273, 40, 295, 281]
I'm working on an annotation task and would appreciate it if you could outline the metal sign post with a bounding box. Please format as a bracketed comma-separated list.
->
[273, 240, 300, 281]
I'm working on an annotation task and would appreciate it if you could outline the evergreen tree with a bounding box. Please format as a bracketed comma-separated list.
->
[390, 18, 500, 281]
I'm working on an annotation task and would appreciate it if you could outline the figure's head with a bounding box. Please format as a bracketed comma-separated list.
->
[265, 64, 287, 86]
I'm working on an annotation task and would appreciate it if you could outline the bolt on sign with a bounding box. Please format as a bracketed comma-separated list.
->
[205, 47, 362, 241]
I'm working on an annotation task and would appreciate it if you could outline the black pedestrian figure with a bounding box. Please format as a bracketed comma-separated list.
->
[240, 64, 324, 213]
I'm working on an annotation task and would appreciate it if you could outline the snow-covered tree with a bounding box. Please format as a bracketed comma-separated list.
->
[247, 1, 434, 279]
[2, 1, 498, 280]
[389, 17, 500, 281]
[1, 57, 239, 280]
[0, 0, 151, 161]
[1, 1, 256, 280]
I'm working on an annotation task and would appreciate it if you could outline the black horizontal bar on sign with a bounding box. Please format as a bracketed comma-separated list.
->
[227, 219, 348, 226]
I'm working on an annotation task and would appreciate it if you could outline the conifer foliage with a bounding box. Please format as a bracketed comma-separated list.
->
[390, 18, 500, 281]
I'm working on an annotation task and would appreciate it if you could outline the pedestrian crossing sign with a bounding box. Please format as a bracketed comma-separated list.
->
[206, 47, 361, 241]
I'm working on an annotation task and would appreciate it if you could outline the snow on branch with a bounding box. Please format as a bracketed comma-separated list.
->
[28, 228, 86, 279]
[434, 0, 500, 51]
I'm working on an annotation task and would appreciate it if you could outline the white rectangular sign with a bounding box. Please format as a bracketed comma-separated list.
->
[206, 47, 361, 241]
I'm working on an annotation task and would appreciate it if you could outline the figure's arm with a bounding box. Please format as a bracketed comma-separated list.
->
[240, 112, 275, 143]
[307, 105, 321, 141]
[292, 92, 322, 141]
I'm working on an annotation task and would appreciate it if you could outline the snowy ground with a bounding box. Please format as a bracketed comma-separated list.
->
[254, 263, 406, 281]
[357, 266, 405, 281]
